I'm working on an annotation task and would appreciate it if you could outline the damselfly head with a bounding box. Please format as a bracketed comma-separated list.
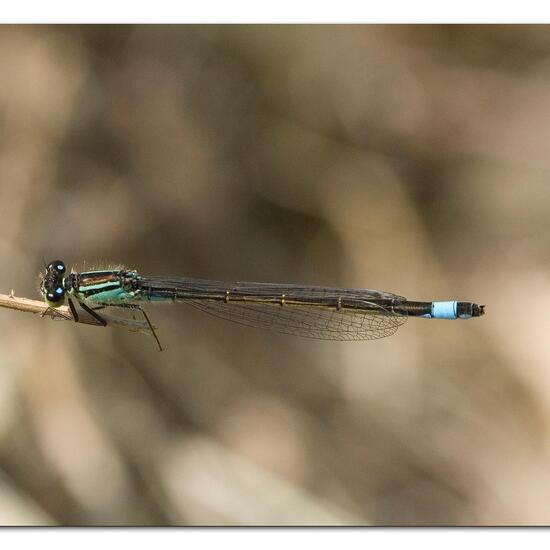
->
[40, 259, 67, 306]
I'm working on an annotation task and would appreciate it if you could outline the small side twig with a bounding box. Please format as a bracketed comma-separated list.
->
[0, 292, 149, 333]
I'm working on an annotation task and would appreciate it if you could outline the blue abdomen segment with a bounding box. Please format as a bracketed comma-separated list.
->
[414, 300, 483, 319]
[431, 301, 458, 319]
[420, 301, 458, 319]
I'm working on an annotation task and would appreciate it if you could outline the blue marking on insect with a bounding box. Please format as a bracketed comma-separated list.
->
[430, 301, 457, 319]
[83, 287, 135, 304]
[55, 287, 63, 294]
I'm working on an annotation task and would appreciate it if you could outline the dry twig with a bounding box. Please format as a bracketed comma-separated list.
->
[0, 292, 149, 332]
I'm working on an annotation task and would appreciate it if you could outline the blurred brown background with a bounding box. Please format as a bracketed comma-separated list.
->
[0, 24, 547, 525]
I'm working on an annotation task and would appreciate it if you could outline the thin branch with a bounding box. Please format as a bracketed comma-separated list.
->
[0, 292, 149, 332]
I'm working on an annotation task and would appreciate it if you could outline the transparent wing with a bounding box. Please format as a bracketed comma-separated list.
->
[184, 298, 407, 341]
[136, 276, 409, 340]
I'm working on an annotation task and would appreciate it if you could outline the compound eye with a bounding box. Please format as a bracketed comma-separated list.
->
[46, 287, 65, 304]
[47, 260, 66, 275]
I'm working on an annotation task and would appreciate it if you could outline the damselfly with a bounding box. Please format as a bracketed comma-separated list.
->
[39, 260, 485, 351]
